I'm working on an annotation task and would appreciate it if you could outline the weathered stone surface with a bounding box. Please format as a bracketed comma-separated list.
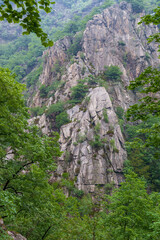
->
[28, 114, 50, 135]
[83, 1, 159, 84]
[58, 87, 126, 192]
[8, 232, 27, 240]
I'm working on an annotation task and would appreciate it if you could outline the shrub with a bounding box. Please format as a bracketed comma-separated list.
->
[84, 96, 90, 105]
[110, 138, 119, 153]
[104, 182, 114, 193]
[118, 40, 126, 46]
[55, 111, 70, 128]
[64, 151, 72, 163]
[51, 60, 65, 76]
[94, 122, 101, 134]
[39, 84, 48, 98]
[46, 101, 65, 117]
[71, 81, 88, 103]
[75, 167, 80, 175]
[67, 32, 83, 57]
[30, 106, 46, 117]
[80, 52, 85, 61]
[77, 133, 87, 143]
[51, 60, 61, 73]
[90, 135, 103, 149]
[103, 65, 122, 81]
[107, 125, 114, 136]
[72, 188, 84, 198]
[116, 106, 124, 120]
[103, 109, 109, 123]
[98, 79, 108, 90]
[62, 172, 69, 179]
[87, 75, 98, 85]
[73, 142, 78, 146]
[81, 66, 86, 75]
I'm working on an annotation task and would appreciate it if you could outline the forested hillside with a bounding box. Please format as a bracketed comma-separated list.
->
[0, 0, 160, 239]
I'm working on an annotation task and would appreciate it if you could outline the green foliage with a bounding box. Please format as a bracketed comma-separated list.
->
[55, 111, 70, 129]
[87, 75, 98, 85]
[116, 106, 124, 120]
[26, 62, 43, 87]
[71, 80, 89, 103]
[67, 32, 83, 57]
[0, 68, 65, 239]
[77, 133, 87, 143]
[118, 40, 126, 46]
[103, 171, 160, 240]
[90, 135, 104, 149]
[103, 65, 122, 81]
[0, 0, 54, 46]
[84, 96, 90, 105]
[64, 151, 72, 163]
[94, 122, 101, 134]
[0, 35, 44, 84]
[39, 84, 48, 98]
[72, 188, 84, 198]
[125, 5, 160, 191]
[30, 106, 46, 117]
[125, 116, 160, 190]
[126, 67, 160, 121]
[46, 101, 65, 117]
[103, 109, 109, 123]
[120, 0, 144, 13]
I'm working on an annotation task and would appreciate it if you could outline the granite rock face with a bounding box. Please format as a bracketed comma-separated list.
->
[83, 1, 159, 85]
[58, 87, 126, 192]
[29, 2, 159, 193]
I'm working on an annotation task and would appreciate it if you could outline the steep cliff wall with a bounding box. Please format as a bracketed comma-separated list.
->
[29, 1, 159, 193]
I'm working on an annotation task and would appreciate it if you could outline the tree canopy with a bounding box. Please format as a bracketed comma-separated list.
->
[125, 7, 160, 190]
[0, 0, 55, 46]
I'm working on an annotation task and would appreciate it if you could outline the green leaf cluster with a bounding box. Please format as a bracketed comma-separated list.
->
[0, 0, 54, 47]
[103, 65, 122, 82]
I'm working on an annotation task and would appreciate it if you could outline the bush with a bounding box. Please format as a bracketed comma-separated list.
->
[87, 75, 98, 85]
[118, 40, 126, 46]
[67, 32, 83, 57]
[77, 133, 87, 143]
[90, 135, 104, 149]
[39, 84, 48, 98]
[55, 111, 70, 128]
[116, 106, 124, 120]
[103, 109, 109, 123]
[64, 151, 72, 163]
[46, 101, 65, 117]
[72, 188, 84, 198]
[103, 65, 122, 81]
[94, 122, 101, 134]
[30, 106, 46, 117]
[71, 80, 88, 103]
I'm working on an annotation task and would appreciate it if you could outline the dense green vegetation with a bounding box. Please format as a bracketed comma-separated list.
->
[103, 65, 122, 81]
[71, 80, 89, 103]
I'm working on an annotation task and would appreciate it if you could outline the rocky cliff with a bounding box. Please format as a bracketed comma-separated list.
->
[29, 1, 159, 193]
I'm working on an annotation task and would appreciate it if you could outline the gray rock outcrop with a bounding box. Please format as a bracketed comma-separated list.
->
[29, 2, 159, 193]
